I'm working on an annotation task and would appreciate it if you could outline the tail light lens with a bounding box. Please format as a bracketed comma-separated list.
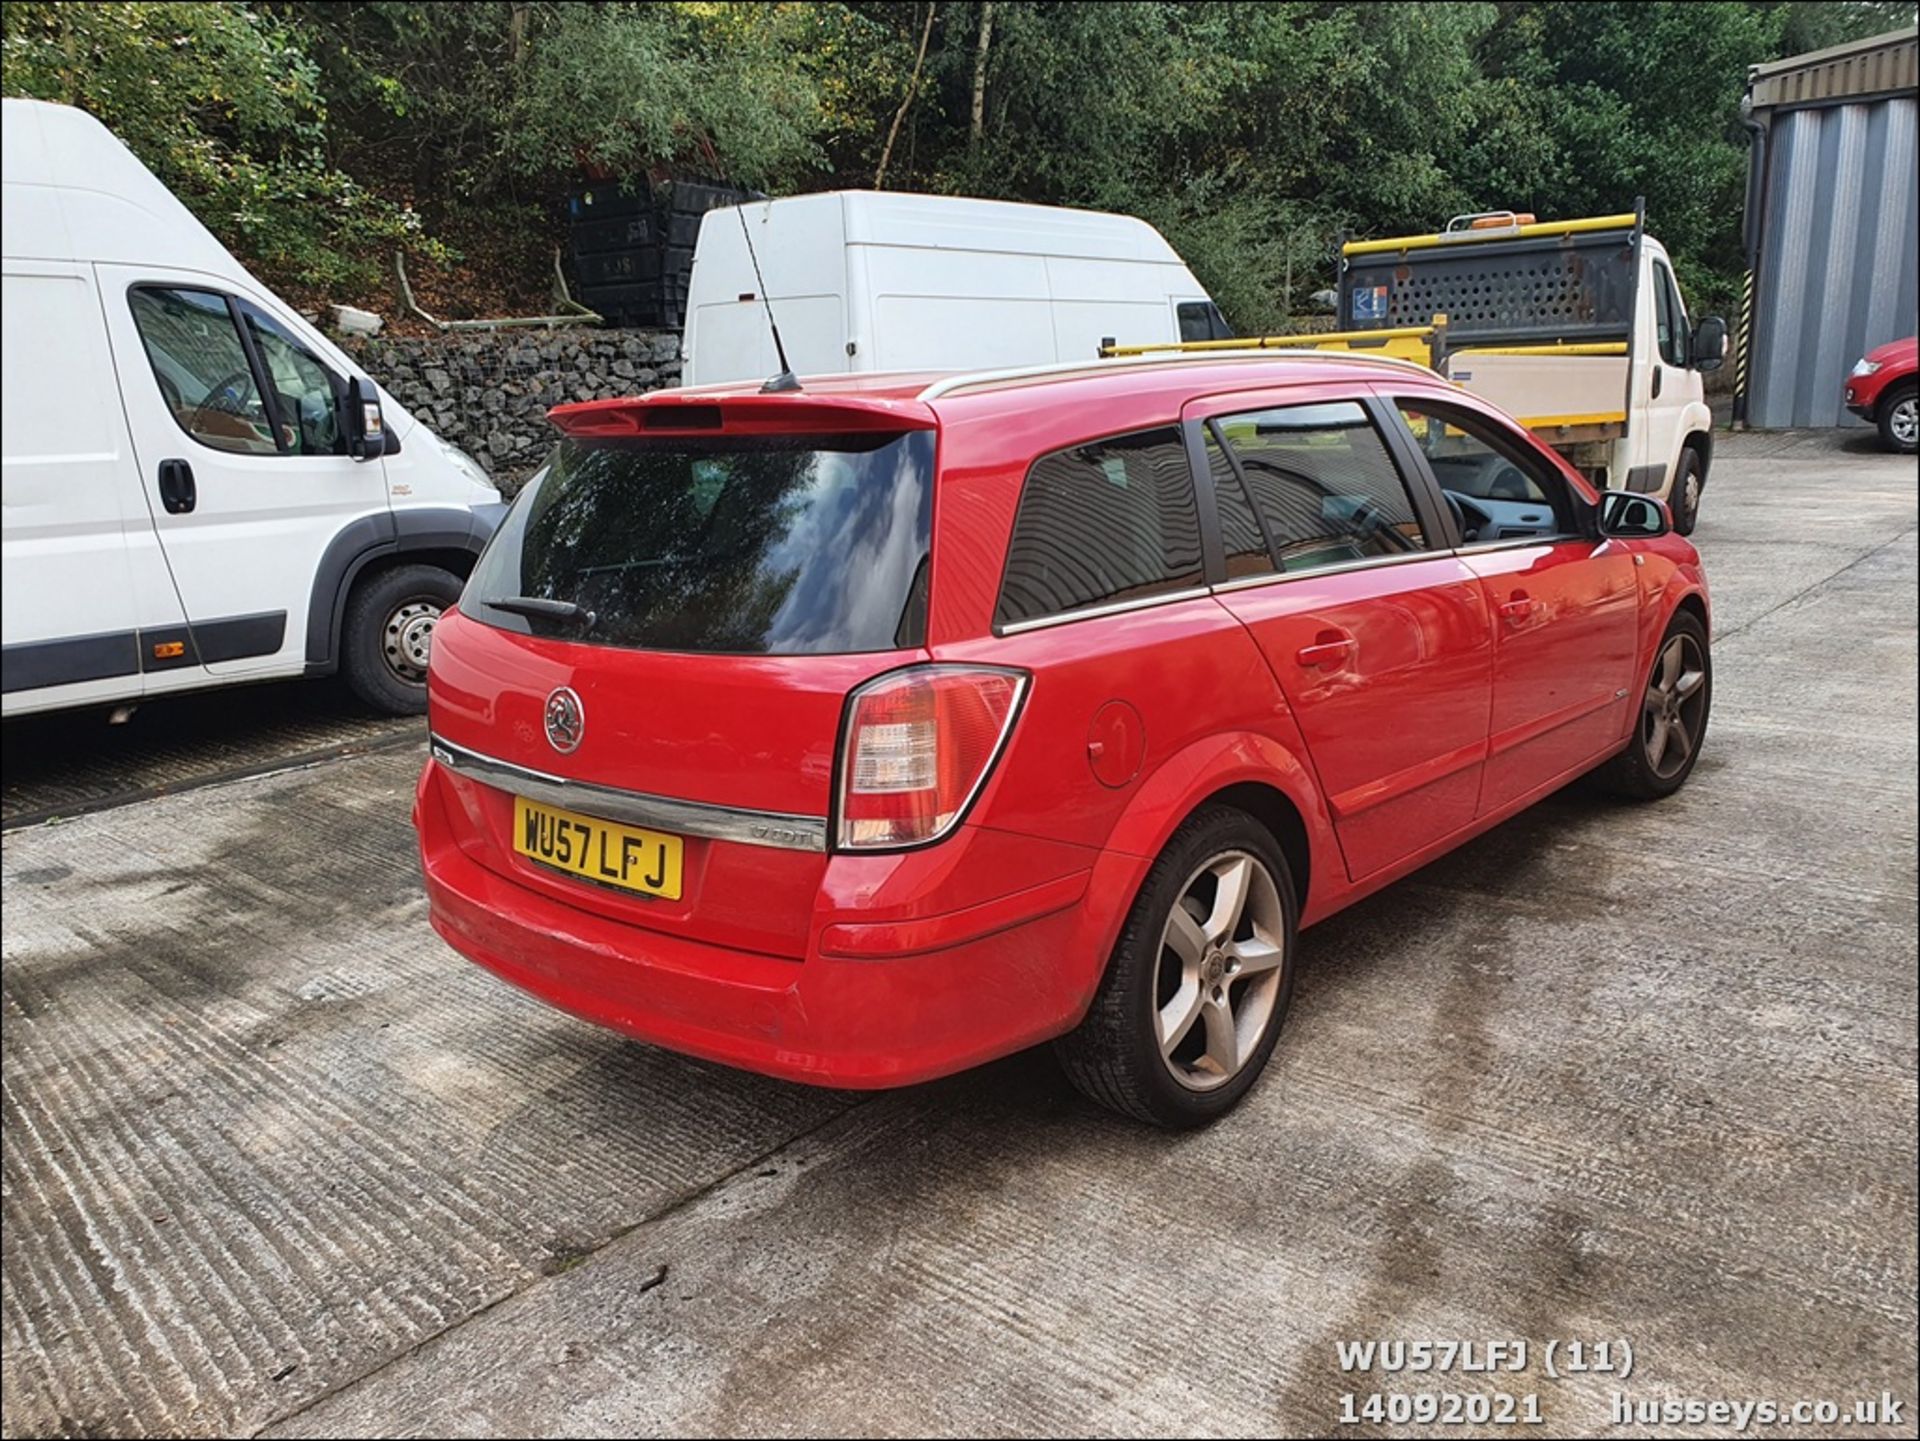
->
[836, 665, 1029, 850]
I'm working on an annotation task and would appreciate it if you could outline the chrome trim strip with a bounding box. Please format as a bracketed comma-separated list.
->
[428, 736, 828, 853]
[1209, 548, 1443, 594]
[994, 585, 1214, 637]
[1449, 534, 1583, 556]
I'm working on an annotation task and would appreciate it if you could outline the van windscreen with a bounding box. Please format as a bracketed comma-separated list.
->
[462, 431, 934, 655]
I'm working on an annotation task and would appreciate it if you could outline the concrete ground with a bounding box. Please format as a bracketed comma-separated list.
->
[2, 431, 1915, 1439]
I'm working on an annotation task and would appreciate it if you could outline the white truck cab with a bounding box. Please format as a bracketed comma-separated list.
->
[1106, 209, 1727, 535]
[682, 191, 1227, 387]
[2, 99, 503, 719]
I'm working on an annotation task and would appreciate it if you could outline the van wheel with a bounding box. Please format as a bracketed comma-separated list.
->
[341, 563, 462, 715]
[1597, 609, 1711, 801]
[1055, 806, 1298, 1128]
[1879, 383, 1917, 455]
[1671, 449, 1703, 536]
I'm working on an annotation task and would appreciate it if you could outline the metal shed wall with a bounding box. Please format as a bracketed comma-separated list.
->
[1746, 40, 1919, 429]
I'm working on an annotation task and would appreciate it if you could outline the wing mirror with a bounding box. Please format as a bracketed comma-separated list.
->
[344, 377, 387, 462]
[1690, 315, 1728, 373]
[1599, 490, 1671, 538]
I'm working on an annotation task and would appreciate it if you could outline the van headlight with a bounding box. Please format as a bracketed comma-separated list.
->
[1850, 357, 1883, 377]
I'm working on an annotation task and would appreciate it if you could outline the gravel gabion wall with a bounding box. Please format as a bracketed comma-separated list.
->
[341, 328, 683, 491]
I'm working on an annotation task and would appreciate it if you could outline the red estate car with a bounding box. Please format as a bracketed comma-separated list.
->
[415, 354, 1711, 1127]
[1845, 336, 1917, 454]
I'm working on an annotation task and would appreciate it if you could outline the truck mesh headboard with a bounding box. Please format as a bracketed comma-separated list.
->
[1339, 225, 1639, 342]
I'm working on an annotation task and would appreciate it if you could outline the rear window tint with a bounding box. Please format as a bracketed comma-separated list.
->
[996, 426, 1203, 627]
[463, 431, 933, 655]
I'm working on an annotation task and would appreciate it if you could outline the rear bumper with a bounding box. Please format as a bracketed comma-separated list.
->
[415, 763, 1098, 1087]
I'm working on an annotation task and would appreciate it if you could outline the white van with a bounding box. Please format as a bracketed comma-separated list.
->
[2, 99, 503, 719]
[681, 191, 1227, 387]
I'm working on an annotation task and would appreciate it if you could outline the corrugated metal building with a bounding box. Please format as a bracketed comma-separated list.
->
[1738, 28, 1918, 430]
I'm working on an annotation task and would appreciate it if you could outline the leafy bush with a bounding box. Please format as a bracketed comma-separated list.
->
[1, 1, 445, 292]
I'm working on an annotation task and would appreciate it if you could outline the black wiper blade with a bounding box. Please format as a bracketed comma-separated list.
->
[482, 595, 596, 627]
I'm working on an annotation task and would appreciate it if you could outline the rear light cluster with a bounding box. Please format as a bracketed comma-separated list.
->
[835, 665, 1028, 850]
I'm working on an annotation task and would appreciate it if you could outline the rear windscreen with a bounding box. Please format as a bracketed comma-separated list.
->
[462, 431, 934, 655]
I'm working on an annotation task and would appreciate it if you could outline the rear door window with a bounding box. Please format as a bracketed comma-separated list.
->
[463, 431, 934, 654]
[995, 426, 1204, 627]
[1210, 402, 1433, 574]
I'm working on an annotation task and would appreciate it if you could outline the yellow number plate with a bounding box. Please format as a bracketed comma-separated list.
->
[513, 796, 683, 900]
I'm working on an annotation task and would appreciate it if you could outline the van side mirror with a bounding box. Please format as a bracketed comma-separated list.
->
[1599, 489, 1670, 538]
[344, 377, 387, 462]
[1690, 316, 1728, 373]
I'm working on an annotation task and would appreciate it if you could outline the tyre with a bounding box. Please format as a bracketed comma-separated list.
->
[1596, 609, 1711, 801]
[1670, 447, 1704, 537]
[1055, 805, 1298, 1128]
[340, 563, 463, 715]
[1877, 383, 1917, 455]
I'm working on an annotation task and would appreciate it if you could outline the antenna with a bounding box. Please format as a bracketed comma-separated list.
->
[737, 204, 801, 393]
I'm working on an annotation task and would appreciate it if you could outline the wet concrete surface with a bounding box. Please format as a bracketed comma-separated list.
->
[2, 430, 1915, 1437]
[2, 679, 419, 830]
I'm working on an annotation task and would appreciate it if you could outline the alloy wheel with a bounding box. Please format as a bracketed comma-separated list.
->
[1153, 851, 1288, 1091]
[1642, 632, 1708, 779]
[382, 599, 442, 684]
[1891, 395, 1918, 449]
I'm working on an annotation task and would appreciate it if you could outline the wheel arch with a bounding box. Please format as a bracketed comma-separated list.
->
[1681, 427, 1713, 483]
[1089, 730, 1336, 942]
[304, 506, 497, 674]
[1672, 588, 1709, 633]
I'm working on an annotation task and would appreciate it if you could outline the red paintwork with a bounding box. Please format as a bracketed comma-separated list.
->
[416, 355, 1710, 1087]
[1844, 335, 1917, 417]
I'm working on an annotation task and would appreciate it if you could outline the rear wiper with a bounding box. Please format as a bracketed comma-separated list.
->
[482, 595, 597, 628]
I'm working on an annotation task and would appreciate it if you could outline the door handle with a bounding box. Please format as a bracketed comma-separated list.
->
[158, 459, 196, 515]
[1651, 365, 1663, 399]
[1498, 592, 1538, 624]
[1295, 630, 1355, 668]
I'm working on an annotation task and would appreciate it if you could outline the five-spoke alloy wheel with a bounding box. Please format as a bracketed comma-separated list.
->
[1641, 630, 1708, 781]
[1155, 852, 1288, 1091]
[1058, 806, 1299, 1127]
[1599, 608, 1712, 800]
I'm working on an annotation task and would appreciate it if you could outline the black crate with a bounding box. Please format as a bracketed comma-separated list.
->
[572, 213, 658, 255]
[663, 178, 750, 216]
[577, 282, 665, 326]
[661, 244, 695, 279]
[574, 249, 662, 287]
[665, 212, 704, 249]
[570, 183, 650, 219]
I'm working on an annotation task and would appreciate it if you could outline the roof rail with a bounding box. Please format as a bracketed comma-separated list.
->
[916, 346, 1431, 402]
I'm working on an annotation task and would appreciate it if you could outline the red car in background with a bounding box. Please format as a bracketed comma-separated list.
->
[1845, 336, 1917, 454]
[415, 354, 1711, 1127]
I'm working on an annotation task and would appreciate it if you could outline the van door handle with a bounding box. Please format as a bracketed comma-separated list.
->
[158, 459, 196, 515]
[1498, 592, 1538, 624]
[1295, 630, 1355, 668]
[1651, 365, 1663, 399]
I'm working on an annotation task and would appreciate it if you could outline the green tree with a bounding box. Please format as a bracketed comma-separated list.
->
[1, 1, 439, 291]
